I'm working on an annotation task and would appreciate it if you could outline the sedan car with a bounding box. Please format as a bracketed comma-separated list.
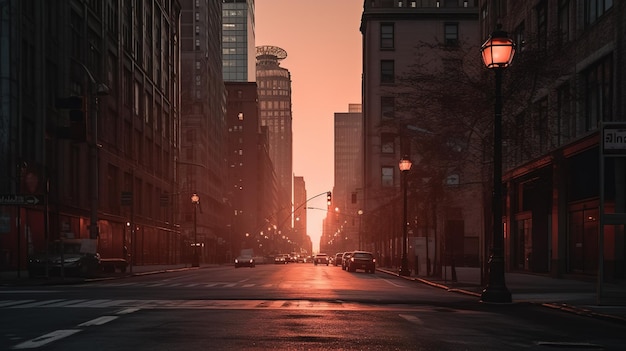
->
[274, 254, 289, 264]
[28, 252, 101, 277]
[346, 251, 376, 273]
[313, 253, 329, 266]
[341, 251, 353, 270]
[334, 252, 344, 266]
[234, 255, 255, 268]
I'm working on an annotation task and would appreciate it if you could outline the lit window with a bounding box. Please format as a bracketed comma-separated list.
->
[238, 112, 244, 120]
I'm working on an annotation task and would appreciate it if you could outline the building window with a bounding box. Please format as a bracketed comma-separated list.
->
[381, 60, 395, 84]
[381, 167, 394, 187]
[238, 112, 244, 121]
[535, 1, 547, 52]
[444, 23, 458, 46]
[380, 23, 394, 49]
[381, 134, 395, 154]
[583, 55, 613, 131]
[381, 96, 395, 120]
[558, 0, 571, 45]
[585, 0, 613, 25]
[557, 83, 574, 144]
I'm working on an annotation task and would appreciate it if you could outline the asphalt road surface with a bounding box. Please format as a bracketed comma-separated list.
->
[1, 264, 625, 350]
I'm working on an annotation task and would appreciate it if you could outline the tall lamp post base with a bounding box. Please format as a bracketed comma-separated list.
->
[480, 254, 511, 303]
[399, 257, 411, 276]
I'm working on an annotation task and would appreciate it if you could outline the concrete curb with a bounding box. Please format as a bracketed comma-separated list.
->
[376, 267, 626, 325]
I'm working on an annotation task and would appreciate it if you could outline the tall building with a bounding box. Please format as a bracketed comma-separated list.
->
[180, 0, 227, 264]
[479, 0, 625, 278]
[361, 0, 481, 272]
[324, 104, 363, 253]
[293, 176, 312, 255]
[222, 0, 256, 82]
[0, 0, 182, 270]
[256, 45, 293, 224]
[225, 82, 279, 257]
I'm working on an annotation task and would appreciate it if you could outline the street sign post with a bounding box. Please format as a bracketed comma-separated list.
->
[0, 194, 42, 206]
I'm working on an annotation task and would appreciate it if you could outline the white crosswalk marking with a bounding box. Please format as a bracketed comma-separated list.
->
[0, 299, 424, 311]
[0, 299, 35, 308]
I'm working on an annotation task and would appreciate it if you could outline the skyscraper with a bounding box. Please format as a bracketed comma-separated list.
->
[329, 104, 363, 251]
[256, 45, 293, 220]
[180, 0, 227, 263]
[222, 0, 256, 82]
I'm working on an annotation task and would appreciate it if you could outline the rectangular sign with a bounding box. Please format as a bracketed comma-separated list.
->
[603, 127, 626, 152]
[0, 194, 42, 205]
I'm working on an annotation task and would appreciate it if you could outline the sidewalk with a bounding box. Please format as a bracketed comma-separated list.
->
[378, 266, 626, 325]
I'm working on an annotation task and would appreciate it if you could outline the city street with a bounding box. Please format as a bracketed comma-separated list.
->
[1, 264, 625, 350]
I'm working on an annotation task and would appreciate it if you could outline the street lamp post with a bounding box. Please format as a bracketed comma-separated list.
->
[480, 26, 515, 303]
[358, 209, 363, 250]
[399, 155, 412, 276]
[74, 62, 109, 241]
[191, 193, 200, 267]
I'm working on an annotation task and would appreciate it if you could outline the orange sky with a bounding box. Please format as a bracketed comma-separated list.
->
[255, 1, 363, 253]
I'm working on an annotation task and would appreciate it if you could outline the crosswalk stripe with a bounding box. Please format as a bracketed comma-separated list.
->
[0, 299, 423, 311]
[8, 299, 65, 308]
[0, 300, 35, 307]
[42, 299, 89, 307]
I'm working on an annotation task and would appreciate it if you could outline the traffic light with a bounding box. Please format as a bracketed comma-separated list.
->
[326, 191, 332, 206]
[55, 96, 86, 142]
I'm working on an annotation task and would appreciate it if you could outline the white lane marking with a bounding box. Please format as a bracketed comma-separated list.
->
[381, 278, 406, 288]
[77, 316, 118, 327]
[39, 299, 88, 307]
[399, 314, 424, 325]
[116, 308, 140, 315]
[67, 299, 113, 308]
[223, 283, 237, 287]
[242, 284, 255, 287]
[12, 329, 81, 349]
[9, 299, 65, 308]
[0, 300, 35, 308]
[0, 290, 58, 294]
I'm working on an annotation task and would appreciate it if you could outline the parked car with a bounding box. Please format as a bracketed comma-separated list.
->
[334, 252, 344, 266]
[28, 239, 101, 278]
[341, 251, 353, 270]
[234, 255, 255, 268]
[313, 253, 329, 266]
[346, 251, 376, 273]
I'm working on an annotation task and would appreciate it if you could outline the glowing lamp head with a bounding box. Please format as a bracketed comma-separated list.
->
[481, 28, 515, 69]
[191, 193, 200, 204]
[399, 155, 412, 172]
